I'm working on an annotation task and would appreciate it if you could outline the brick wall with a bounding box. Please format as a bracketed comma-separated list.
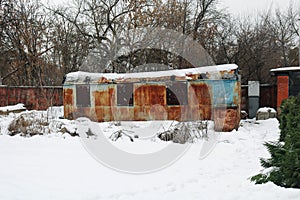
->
[276, 76, 289, 111]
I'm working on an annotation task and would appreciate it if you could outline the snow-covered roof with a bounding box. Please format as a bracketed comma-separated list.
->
[270, 66, 300, 73]
[64, 64, 238, 84]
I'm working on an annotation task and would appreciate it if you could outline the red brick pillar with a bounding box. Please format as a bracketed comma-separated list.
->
[277, 76, 289, 111]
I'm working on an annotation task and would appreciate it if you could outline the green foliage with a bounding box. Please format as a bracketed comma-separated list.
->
[250, 173, 269, 184]
[251, 94, 300, 188]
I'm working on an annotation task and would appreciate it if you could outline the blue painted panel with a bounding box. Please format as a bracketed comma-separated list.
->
[212, 80, 238, 106]
[189, 79, 238, 106]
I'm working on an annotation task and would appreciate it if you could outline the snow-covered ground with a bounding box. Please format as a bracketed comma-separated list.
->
[0, 107, 300, 200]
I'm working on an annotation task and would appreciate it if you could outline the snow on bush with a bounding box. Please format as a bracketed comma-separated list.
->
[8, 111, 50, 136]
[1, 106, 77, 137]
[158, 121, 209, 144]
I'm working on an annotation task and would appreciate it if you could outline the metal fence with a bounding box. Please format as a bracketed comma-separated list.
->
[241, 84, 277, 113]
[0, 86, 63, 110]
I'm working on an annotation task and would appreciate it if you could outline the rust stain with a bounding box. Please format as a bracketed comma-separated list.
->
[167, 106, 181, 121]
[133, 105, 167, 121]
[233, 82, 241, 105]
[134, 106, 150, 121]
[200, 105, 212, 120]
[95, 107, 113, 122]
[97, 77, 111, 83]
[133, 84, 167, 120]
[134, 84, 166, 106]
[234, 81, 241, 127]
[149, 104, 168, 120]
[213, 107, 238, 131]
[93, 87, 115, 107]
[186, 74, 199, 80]
[150, 85, 166, 105]
[167, 106, 189, 121]
[219, 70, 235, 78]
[112, 107, 134, 121]
[188, 105, 212, 120]
[64, 89, 73, 104]
[63, 69, 241, 132]
[189, 83, 212, 106]
[134, 85, 150, 106]
[63, 88, 74, 119]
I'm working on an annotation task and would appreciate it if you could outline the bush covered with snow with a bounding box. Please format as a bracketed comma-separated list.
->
[251, 94, 300, 188]
[1, 106, 78, 137]
[8, 111, 50, 136]
[158, 121, 208, 144]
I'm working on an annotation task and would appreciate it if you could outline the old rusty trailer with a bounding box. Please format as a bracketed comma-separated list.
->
[63, 64, 241, 131]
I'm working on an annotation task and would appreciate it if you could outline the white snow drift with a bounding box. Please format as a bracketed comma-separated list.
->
[0, 106, 300, 200]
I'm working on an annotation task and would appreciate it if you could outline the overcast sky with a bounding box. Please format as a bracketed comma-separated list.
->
[219, 0, 300, 16]
[45, 0, 300, 17]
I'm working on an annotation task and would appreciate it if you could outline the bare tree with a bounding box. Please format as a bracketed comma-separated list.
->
[50, 0, 154, 72]
[234, 13, 282, 84]
[1, 0, 54, 86]
[267, 6, 299, 67]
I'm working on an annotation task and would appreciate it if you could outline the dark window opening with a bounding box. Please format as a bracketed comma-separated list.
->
[166, 82, 188, 105]
[117, 83, 134, 106]
[289, 72, 300, 96]
[76, 84, 90, 107]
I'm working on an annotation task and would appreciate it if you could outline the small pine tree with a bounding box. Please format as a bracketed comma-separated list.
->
[251, 94, 300, 188]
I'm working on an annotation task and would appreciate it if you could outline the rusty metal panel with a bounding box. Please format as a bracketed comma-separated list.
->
[149, 104, 168, 120]
[63, 65, 241, 131]
[167, 105, 189, 121]
[0, 86, 7, 106]
[211, 80, 241, 131]
[92, 84, 116, 107]
[133, 84, 166, 121]
[134, 106, 151, 121]
[0, 86, 62, 110]
[28, 89, 37, 110]
[214, 107, 239, 132]
[134, 84, 166, 107]
[189, 82, 212, 106]
[112, 106, 134, 121]
[150, 85, 165, 105]
[95, 107, 113, 122]
[91, 84, 116, 121]
[134, 105, 168, 121]
[189, 80, 240, 107]
[188, 105, 212, 120]
[63, 86, 75, 119]
[134, 84, 149, 106]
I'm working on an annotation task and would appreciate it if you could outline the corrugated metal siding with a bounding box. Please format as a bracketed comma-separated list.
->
[63, 77, 241, 131]
[0, 86, 63, 110]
